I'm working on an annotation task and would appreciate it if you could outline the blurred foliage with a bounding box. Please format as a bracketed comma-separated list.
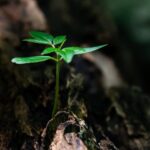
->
[103, 0, 150, 92]
[105, 0, 150, 55]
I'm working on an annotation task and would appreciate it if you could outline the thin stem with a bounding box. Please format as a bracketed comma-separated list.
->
[49, 42, 55, 48]
[51, 41, 65, 117]
[52, 55, 60, 117]
[59, 40, 66, 49]
[49, 57, 58, 62]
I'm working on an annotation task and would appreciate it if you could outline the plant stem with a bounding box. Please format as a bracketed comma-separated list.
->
[52, 56, 60, 117]
[51, 41, 66, 117]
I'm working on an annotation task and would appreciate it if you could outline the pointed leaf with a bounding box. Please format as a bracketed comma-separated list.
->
[23, 38, 49, 45]
[60, 44, 107, 63]
[53, 35, 66, 45]
[41, 47, 58, 55]
[29, 31, 53, 44]
[11, 56, 53, 64]
[78, 44, 107, 54]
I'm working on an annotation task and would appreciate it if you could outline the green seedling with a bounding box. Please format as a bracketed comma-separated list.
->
[11, 31, 107, 116]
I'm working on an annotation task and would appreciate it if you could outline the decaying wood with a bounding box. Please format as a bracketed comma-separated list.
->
[39, 111, 118, 150]
[49, 115, 87, 150]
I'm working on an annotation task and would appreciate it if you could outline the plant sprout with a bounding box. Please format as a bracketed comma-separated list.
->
[11, 31, 107, 116]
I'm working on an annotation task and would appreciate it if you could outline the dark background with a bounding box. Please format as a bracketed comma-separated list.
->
[0, 0, 150, 149]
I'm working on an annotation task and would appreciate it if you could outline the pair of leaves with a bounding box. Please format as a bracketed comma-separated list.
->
[41, 45, 107, 63]
[24, 31, 66, 46]
[12, 44, 107, 64]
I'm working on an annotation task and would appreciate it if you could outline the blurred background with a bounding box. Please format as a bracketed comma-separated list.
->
[0, 0, 150, 149]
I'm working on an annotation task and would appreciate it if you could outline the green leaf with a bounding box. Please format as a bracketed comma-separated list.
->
[56, 49, 74, 63]
[41, 47, 58, 55]
[60, 44, 107, 63]
[30, 31, 53, 42]
[78, 44, 107, 54]
[60, 47, 84, 63]
[23, 39, 49, 45]
[53, 35, 66, 45]
[27, 31, 54, 45]
[11, 56, 53, 64]
[62, 47, 84, 55]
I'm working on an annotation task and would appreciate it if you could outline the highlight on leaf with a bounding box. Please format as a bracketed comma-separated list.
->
[53, 35, 66, 45]
[41, 47, 58, 55]
[80, 44, 108, 54]
[23, 31, 54, 45]
[23, 38, 49, 45]
[62, 47, 83, 55]
[30, 31, 53, 43]
[11, 56, 54, 64]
